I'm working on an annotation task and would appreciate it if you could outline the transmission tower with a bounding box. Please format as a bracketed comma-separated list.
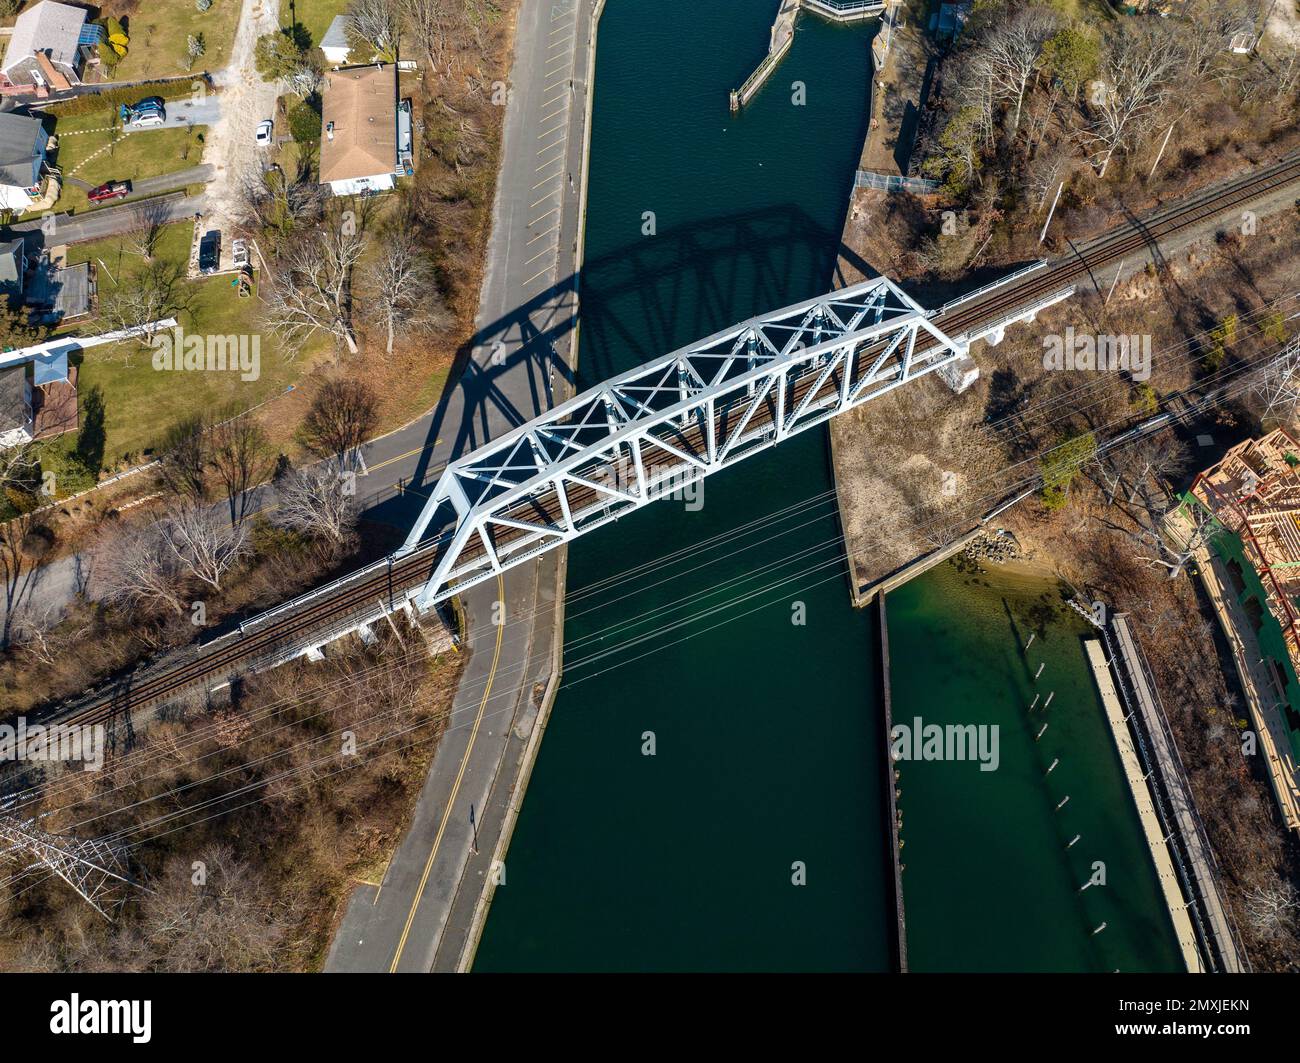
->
[1251, 336, 1300, 425]
[0, 814, 136, 920]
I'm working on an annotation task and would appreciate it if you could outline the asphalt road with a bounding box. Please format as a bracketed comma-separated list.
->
[7, 190, 203, 248]
[324, 0, 596, 974]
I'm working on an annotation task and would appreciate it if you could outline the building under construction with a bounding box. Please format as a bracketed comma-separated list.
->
[1191, 428, 1300, 830]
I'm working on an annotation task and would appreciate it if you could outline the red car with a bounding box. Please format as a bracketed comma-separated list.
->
[88, 181, 130, 203]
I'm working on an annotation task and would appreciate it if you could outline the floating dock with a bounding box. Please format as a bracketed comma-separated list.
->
[878, 594, 909, 973]
[1084, 639, 1205, 973]
[1089, 616, 1248, 973]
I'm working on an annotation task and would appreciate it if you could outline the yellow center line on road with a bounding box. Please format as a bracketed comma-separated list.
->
[388, 572, 505, 973]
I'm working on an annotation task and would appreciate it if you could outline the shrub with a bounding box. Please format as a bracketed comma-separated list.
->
[287, 98, 321, 142]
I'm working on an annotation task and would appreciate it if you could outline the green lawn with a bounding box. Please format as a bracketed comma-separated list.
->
[110, 0, 242, 82]
[59, 224, 311, 466]
[41, 113, 208, 215]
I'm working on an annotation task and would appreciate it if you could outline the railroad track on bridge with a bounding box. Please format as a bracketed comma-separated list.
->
[41, 153, 1300, 732]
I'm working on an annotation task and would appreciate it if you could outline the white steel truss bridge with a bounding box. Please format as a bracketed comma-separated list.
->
[397, 276, 972, 611]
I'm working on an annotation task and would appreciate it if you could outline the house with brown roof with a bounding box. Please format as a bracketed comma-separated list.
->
[319, 64, 399, 197]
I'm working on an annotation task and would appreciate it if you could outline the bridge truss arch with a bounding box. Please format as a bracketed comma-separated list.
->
[398, 276, 970, 610]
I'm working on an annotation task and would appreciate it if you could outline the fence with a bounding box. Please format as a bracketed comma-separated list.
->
[854, 170, 938, 194]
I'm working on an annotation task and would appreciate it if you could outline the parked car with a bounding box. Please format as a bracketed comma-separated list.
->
[87, 180, 130, 203]
[120, 99, 166, 127]
[255, 119, 273, 146]
[198, 230, 221, 274]
[231, 238, 249, 269]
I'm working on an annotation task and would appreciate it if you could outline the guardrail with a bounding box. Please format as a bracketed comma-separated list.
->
[935, 260, 1048, 317]
[803, 0, 886, 17]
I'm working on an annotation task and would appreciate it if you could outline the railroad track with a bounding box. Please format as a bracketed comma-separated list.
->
[46, 153, 1300, 729]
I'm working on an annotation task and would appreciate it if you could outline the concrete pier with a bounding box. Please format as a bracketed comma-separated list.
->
[731, 0, 887, 111]
[732, 0, 800, 111]
[878, 594, 909, 972]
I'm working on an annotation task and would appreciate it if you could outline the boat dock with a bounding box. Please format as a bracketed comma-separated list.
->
[1088, 615, 1248, 972]
[1084, 639, 1205, 972]
[878, 594, 909, 972]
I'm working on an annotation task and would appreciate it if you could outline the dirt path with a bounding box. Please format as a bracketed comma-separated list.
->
[200, 0, 283, 232]
[1266, 0, 1300, 49]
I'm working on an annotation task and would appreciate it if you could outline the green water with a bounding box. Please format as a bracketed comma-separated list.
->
[473, 0, 1182, 971]
[887, 559, 1184, 972]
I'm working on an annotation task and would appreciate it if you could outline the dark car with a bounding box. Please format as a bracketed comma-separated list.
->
[198, 230, 221, 274]
[87, 180, 130, 203]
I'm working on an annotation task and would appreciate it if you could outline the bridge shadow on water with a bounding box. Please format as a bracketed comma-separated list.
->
[362, 202, 887, 530]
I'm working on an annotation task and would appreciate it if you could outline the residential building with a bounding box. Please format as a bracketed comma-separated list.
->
[320, 15, 352, 66]
[27, 258, 91, 321]
[0, 363, 33, 448]
[0, 1, 95, 91]
[0, 236, 26, 305]
[319, 64, 399, 196]
[0, 113, 51, 212]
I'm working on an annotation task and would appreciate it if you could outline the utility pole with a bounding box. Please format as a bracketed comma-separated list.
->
[1039, 181, 1063, 245]
[0, 814, 138, 920]
[1148, 121, 1176, 180]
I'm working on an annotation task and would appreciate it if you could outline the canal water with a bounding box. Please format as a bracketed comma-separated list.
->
[887, 560, 1184, 972]
[473, 0, 1181, 971]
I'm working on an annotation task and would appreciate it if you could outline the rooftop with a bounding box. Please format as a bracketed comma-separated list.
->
[0, 112, 46, 188]
[319, 65, 398, 184]
[2, 1, 88, 74]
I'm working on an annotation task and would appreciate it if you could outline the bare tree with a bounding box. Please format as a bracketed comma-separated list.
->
[121, 197, 172, 262]
[1077, 25, 1183, 177]
[97, 521, 186, 617]
[1243, 880, 1300, 942]
[236, 162, 325, 237]
[272, 460, 359, 546]
[157, 415, 208, 505]
[361, 227, 448, 355]
[397, 0, 460, 71]
[139, 845, 290, 972]
[100, 260, 188, 349]
[299, 379, 377, 469]
[161, 501, 249, 593]
[264, 218, 365, 355]
[1093, 434, 1189, 505]
[347, 0, 402, 61]
[0, 439, 39, 498]
[208, 409, 273, 525]
[981, 7, 1057, 137]
[13, 598, 90, 666]
[0, 512, 48, 648]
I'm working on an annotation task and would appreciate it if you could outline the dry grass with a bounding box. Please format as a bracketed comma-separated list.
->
[0, 630, 463, 972]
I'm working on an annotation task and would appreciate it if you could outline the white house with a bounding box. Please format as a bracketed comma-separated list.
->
[0, 113, 50, 212]
[319, 65, 399, 196]
[320, 15, 352, 66]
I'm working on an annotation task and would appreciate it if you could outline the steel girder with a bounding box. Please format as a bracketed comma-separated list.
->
[398, 276, 967, 609]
